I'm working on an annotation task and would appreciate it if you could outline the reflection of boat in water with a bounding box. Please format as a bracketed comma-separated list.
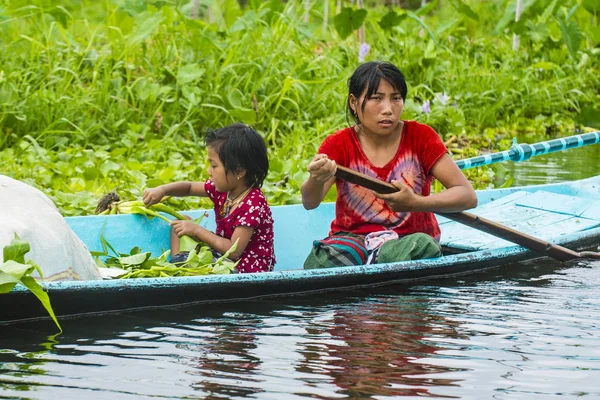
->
[2, 174, 599, 324]
[295, 295, 466, 397]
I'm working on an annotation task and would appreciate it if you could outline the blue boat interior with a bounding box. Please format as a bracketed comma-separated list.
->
[67, 176, 600, 272]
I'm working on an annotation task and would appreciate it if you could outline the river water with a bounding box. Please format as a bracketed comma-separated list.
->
[1, 143, 600, 399]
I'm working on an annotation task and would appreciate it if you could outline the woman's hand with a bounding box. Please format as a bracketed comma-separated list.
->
[374, 180, 421, 212]
[307, 154, 337, 183]
[170, 220, 199, 238]
[143, 187, 165, 207]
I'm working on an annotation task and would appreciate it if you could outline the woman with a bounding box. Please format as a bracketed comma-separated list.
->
[301, 61, 477, 269]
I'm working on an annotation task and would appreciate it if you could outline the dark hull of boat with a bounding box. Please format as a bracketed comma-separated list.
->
[3, 231, 598, 325]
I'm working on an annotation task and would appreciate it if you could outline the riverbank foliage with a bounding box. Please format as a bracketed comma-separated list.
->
[1, 0, 598, 215]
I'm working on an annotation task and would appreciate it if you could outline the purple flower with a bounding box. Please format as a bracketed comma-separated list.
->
[421, 99, 431, 114]
[436, 92, 449, 106]
[358, 43, 370, 62]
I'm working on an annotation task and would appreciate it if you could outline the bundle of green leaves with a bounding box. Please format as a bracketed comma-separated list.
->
[92, 226, 237, 279]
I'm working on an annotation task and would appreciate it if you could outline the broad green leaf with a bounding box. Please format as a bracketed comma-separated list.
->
[179, 235, 199, 252]
[100, 160, 120, 177]
[525, 21, 549, 42]
[333, 7, 367, 39]
[378, 10, 407, 31]
[3, 234, 30, 263]
[83, 167, 101, 181]
[176, 214, 207, 252]
[118, 252, 151, 266]
[196, 248, 214, 265]
[177, 64, 205, 85]
[449, 0, 479, 21]
[158, 167, 176, 182]
[146, 178, 165, 188]
[223, 0, 242, 28]
[128, 12, 163, 45]
[557, 17, 582, 58]
[228, 89, 243, 109]
[212, 262, 235, 275]
[21, 275, 62, 332]
[230, 108, 257, 124]
[0, 270, 21, 293]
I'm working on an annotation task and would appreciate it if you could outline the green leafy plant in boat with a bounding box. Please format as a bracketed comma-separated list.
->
[92, 229, 237, 279]
[95, 190, 207, 256]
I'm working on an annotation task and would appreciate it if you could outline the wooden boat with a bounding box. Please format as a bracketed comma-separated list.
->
[2, 174, 600, 324]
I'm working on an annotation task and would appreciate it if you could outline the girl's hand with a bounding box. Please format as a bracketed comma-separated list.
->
[374, 180, 420, 212]
[170, 220, 199, 238]
[307, 154, 337, 183]
[143, 187, 165, 206]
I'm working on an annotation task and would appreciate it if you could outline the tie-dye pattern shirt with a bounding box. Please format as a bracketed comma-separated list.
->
[205, 180, 276, 273]
[319, 120, 447, 241]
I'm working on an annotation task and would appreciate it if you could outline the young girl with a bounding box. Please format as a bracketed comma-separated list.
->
[143, 123, 276, 273]
[301, 61, 477, 268]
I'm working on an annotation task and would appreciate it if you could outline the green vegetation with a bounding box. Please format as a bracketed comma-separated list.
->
[0, 0, 598, 215]
[0, 235, 62, 331]
[92, 233, 237, 279]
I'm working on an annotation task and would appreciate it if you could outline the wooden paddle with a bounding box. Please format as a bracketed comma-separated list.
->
[334, 165, 600, 261]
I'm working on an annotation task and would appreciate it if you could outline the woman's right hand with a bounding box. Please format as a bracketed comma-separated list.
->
[143, 186, 165, 207]
[307, 154, 337, 183]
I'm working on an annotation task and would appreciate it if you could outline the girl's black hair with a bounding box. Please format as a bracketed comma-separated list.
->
[205, 123, 269, 188]
[346, 61, 408, 126]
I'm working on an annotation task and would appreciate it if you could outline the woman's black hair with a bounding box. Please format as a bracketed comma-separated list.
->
[205, 123, 269, 188]
[346, 61, 408, 126]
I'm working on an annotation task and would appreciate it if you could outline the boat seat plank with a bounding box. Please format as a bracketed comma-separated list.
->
[437, 191, 531, 226]
[514, 190, 600, 217]
[443, 215, 600, 251]
[580, 206, 600, 221]
[441, 190, 600, 251]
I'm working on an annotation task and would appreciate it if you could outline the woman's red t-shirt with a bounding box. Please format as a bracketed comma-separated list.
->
[318, 120, 447, 241]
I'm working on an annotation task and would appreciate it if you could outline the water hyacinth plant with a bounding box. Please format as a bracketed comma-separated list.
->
[92, 230, 237, 279]
[94, 190, 230, 271]
[0, 0, 598, 216]
[0, 235, 62, 332]
[95, 190, 186, 221]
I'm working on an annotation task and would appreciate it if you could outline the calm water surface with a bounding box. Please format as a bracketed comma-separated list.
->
[503, 137, 600, 186]
[1, 144, 599, 399]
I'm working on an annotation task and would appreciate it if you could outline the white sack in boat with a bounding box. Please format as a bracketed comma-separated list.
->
[0, 175, 101, 281]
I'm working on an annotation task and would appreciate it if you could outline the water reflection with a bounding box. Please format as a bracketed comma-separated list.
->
[501, 137, 600, 186]
[186, 313, 263, 398]
[295, 297, 466, 398]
